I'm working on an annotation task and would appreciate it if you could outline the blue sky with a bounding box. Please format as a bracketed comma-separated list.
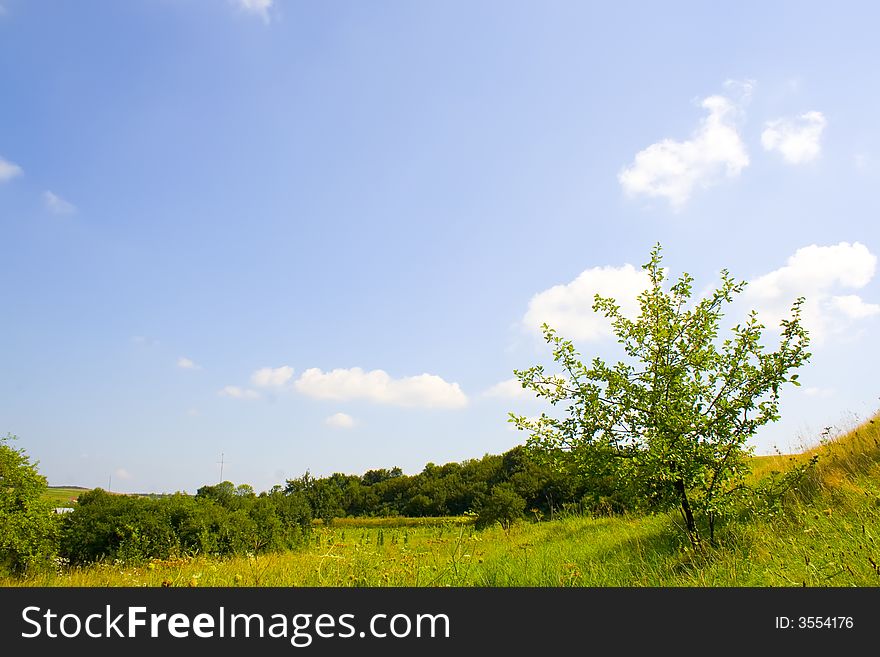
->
[2, 0, 878, 494]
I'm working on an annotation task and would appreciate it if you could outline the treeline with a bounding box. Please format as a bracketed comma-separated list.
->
[285, 445, 623, 526]
[53, 446, 622, 567]
[4, 433, 628, 573]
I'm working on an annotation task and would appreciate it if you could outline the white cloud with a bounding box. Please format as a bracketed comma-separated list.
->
[325, 412, 356, 429]
[746, 242, 878, 344]
[523, 264, 650, 340]
[295, 367, 468, 409]
[829, 294, 880, 319]
[483, 378, 532, 399]
[114, 468, 132, 481]
[0, 156, 22, 182]
[761, 111, 826, 164]
[131, 335, 159, 347]
[803, 386, 834, 398]
[186, 408, 201, 417]
[177, 356, 200, 370]
[234, 0, 272, 22]
[219, 385, 260, 400]
[618, 91, 750, 208]
[43, 190, 76, 215]
[251, 365, 294, 387]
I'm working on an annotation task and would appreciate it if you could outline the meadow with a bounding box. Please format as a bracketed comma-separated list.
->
[7, 414, 879, 588]
[42, 487, 89, 508]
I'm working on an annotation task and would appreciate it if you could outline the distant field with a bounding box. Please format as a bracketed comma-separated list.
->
[41, 487, 165, 507]
[42, 486, 90, 507]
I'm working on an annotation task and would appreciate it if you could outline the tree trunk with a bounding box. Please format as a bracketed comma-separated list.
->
[675, 478, 701, 551]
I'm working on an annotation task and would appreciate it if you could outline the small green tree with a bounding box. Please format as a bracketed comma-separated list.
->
[476, 483, 526, 530]
[0, 434, 59, 574]
[512, 245, 810, 549]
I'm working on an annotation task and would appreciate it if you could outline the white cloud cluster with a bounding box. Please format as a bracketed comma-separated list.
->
[235, 0, 272, 22]
[746, 242, 878, 344]
[251, 365, 294, 387]
[761, 111, 826, 164]
[0, 156, 22, 182]
[43, 190, 76, 215]
[523, 264, 650, 340]
[618, 94, 750, 208]
[219, 385, 260, 400]
[177, 356, 200, 370]
[295, 367, 468, 409]
[325, 412, 356, 429]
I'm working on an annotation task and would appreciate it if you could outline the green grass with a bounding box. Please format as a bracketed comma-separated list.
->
[316, 515, 475, 529]
[42, 486, 89, 507]
[13, 413, 880, 587]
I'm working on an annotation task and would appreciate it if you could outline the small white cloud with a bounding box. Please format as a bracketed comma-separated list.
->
[186, 408, 201, 417]
[746, 242, 878, 345]
[523, 264, 650, 340]
[219, 385, 260, 400]
[723, 78, 756, 102]
[618, 88, 750, 209]
[829, 294, 880, 320]
[483, 378, 532, 399]
[131, 335, 159, 346]
[761, 111, 826, 164]
[251, 365, 294, 387]
[234, 0, 272, 22]
[325, 412, 356, 429]
[0, 156, 23, 182]
[43, 190, 76, 215]
[114, 468, 132, 481]
[803, 386, 834, 398]
[295, 367, 468, 409]
[177, 356, 200, 370]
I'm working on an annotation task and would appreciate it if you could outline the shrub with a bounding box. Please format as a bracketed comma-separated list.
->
[0, 434, 59, 575]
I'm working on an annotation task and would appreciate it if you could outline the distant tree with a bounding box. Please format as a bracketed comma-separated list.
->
[235, 484, 255, 498]
[285, 471, 344, 525]
[0, 434, 59, 574]
[361, 467, 403, 486]
[476, 484, 526, 531]
[512, 245, 811, 548]
[196, 481, 236, 506]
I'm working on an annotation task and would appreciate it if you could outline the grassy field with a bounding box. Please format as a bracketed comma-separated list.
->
[42, 486, 89, 507]
[41, 486, 165, 507]
[13, 413, 880, 587]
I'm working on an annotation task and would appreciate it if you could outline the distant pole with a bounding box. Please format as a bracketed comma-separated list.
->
[218, 452, 225, 483]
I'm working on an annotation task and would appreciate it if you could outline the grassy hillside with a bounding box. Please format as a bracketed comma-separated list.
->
[41, 487, 165, 508]
[12, 413, 879, 587]
[42, 486, 90, 507]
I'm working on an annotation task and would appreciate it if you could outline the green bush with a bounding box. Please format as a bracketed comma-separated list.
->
[476, 483, 526, 530]
[59, 483, 312, 565]
[0, 434, 59, 575]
